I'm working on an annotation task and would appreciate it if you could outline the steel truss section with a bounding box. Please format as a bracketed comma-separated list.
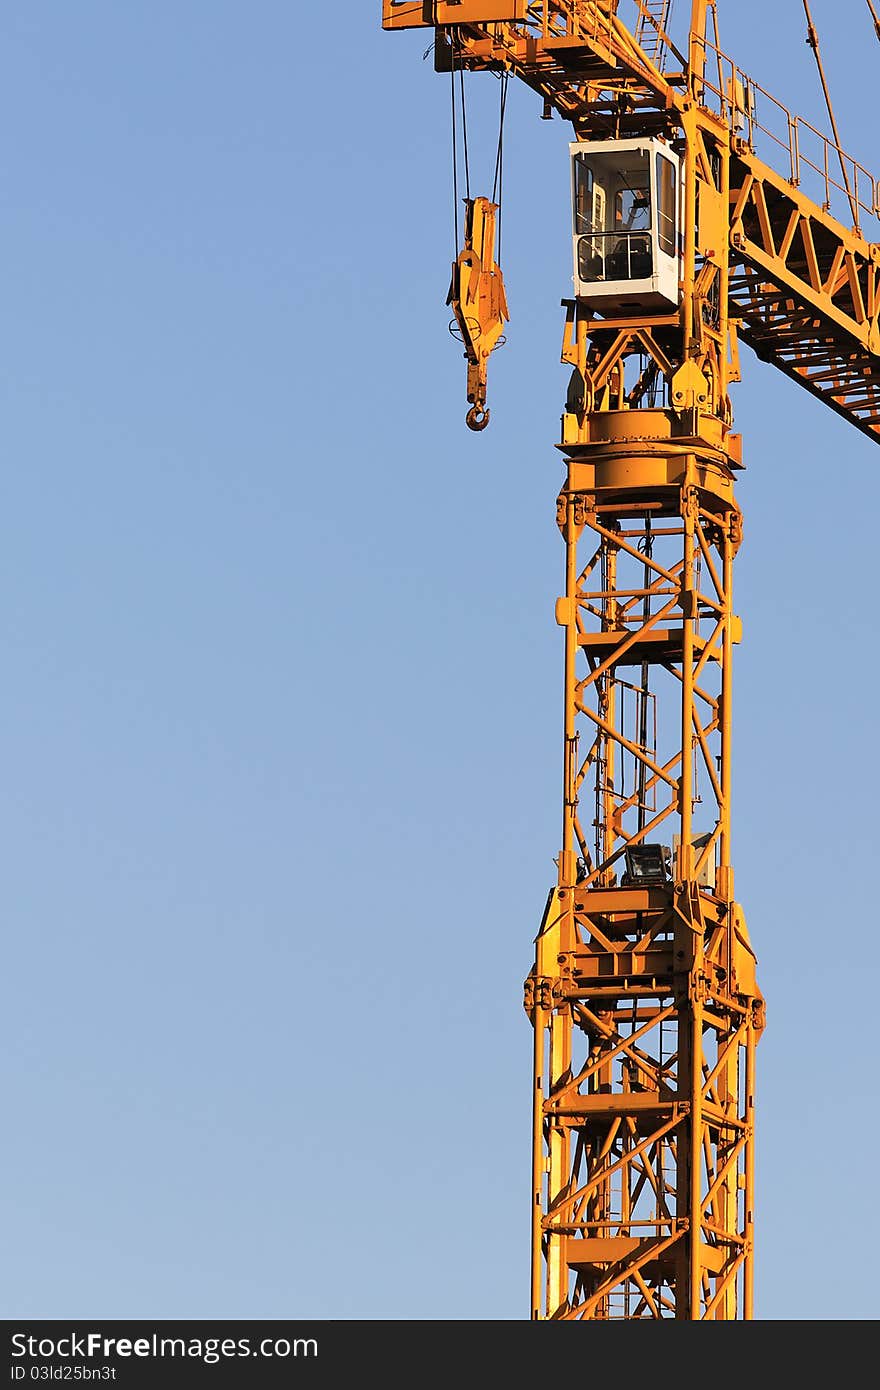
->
[527, 442, 764, 1318]
[727, 152, 880, 441]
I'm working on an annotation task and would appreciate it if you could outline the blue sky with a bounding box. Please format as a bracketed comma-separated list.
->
[1, 1, 877, 1320]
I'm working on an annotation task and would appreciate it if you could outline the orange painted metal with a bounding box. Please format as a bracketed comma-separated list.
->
[383, 0, 880, 1317]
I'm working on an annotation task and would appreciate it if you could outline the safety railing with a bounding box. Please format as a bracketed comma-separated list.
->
[700, 40, 880, 233]
[528, 1, 677, 65]
[526, 1, 613, 44]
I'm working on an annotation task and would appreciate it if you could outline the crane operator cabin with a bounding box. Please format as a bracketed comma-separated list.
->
[571, 138, 681, 311]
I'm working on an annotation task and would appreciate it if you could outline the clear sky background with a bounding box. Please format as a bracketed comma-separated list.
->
[1, 1, 877, 1321]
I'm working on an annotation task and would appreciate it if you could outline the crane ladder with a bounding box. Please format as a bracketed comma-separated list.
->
[634, 0, 674, 67]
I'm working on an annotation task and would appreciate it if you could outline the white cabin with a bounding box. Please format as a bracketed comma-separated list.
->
[571, 137, 682, 313]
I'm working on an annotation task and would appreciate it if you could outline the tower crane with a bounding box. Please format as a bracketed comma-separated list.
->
[382, 0, 880, 1320]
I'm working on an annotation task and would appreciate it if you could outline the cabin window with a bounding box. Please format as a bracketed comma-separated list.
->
[656, 153, 677, 256]
[573, 149, 653, 283]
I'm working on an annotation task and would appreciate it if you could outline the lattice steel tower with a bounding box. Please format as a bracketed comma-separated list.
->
[383, 0, 880, 1318]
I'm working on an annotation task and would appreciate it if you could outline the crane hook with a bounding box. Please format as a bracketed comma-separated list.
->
[448, 197, 508, 435]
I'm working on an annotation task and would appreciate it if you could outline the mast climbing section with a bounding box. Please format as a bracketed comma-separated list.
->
[527, 370, 765, 1318]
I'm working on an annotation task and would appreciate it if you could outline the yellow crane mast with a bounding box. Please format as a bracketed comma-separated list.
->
[382, 0, 880, 1319]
